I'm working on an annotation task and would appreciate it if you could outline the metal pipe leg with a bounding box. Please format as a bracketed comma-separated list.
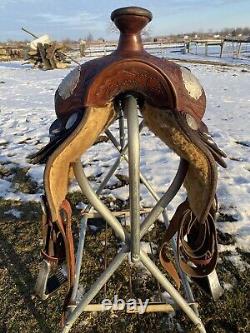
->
[140, 159, 188, 237]
[105, 120, 144, 152]
[70, 216, 88, 303]
[74, 160, 126, 242]
[62, 248, 128, 333]
[140, 250, 206, 333]
[71, 155, 124, 303]
[125, 95, 141, 262]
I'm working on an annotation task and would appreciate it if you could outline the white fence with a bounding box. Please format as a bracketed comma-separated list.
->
[84, 42, 185, 57]
[83, 40, 250, 60]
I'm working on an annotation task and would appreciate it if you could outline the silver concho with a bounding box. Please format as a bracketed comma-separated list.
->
[185, 114, 199, 130]
[181, 67, 202, 100]
[58, 67, 81, 100]
[65, 113, 78, 130]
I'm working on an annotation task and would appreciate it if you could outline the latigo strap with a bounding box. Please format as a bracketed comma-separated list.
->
[34, 196, 75, 307]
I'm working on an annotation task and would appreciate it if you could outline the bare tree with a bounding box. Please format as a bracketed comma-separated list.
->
[86, 33, 94, 42]
[107, 21, 119, 35]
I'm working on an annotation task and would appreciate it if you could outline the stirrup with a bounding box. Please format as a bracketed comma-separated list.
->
[34, 260, 68, 300]
[192, 269, 224, 300]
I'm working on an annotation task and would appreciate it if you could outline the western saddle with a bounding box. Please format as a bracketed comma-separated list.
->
[29, 6, 226, 331]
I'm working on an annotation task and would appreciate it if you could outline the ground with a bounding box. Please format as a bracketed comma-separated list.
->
[0, 200, 249, 333]
[0, 56, 249, 332]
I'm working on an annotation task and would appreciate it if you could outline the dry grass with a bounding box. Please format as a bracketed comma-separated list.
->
[0, 198, 249, 333]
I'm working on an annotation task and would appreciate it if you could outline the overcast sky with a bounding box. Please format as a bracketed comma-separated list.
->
[1, 0, 250, 41]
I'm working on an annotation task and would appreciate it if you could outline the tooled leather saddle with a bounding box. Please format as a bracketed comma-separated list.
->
[29, 7, 226, 317]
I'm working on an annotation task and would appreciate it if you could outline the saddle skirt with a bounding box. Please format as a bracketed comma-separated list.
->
[29, 6, 226, 312]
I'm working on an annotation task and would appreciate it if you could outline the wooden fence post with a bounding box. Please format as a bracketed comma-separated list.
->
[205, 42, 208, 56]
[220, 41, 224, 58]
[237, 42, 242, 58]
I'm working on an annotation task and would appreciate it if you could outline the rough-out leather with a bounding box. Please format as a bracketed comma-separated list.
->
[29, 6, 226, 315]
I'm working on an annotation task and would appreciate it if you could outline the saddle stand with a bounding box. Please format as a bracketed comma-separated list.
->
[62, 97, 207, 333]
[31, 6, 226, 333]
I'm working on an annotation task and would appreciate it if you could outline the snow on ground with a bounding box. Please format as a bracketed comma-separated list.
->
[0, 54, 250, 258]
[4, 208, 22, 218]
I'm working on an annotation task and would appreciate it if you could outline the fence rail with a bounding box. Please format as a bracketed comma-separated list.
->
[83, 40, 250, 59]
[84, 42, 185, 57]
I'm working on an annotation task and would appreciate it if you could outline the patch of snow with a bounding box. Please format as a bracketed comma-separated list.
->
[75, 202, 86, 210]
[223, 282, 233, 291]
[161, 292, 175, 305]
[26, 165, 44, 185]
[0, 179, 12, 195]
[140, 241, 157, 255]
[4, 208, 22, 218]
[110, 185, 129, 201]
[227, 254, 250, 272]
[218, 244, 237, 252]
